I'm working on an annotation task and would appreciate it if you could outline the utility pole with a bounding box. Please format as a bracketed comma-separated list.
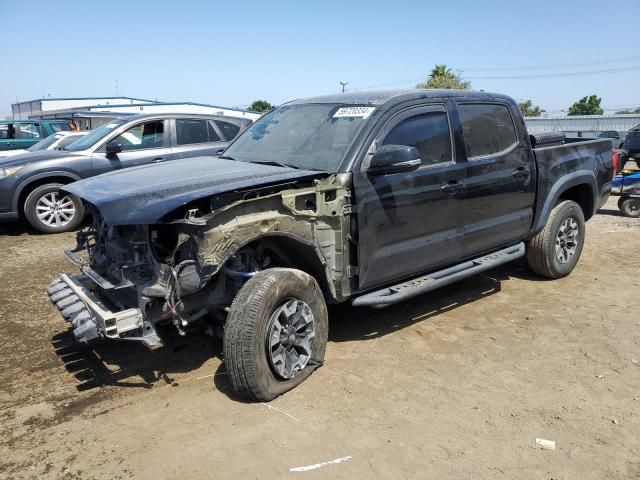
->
[115, 79, 119, 97]
[339, 81, 348, 93]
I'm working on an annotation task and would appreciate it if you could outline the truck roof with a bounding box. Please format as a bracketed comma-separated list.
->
[287, 89, 514, 107]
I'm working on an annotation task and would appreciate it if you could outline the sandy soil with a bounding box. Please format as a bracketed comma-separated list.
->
[0, 196, 639, 480]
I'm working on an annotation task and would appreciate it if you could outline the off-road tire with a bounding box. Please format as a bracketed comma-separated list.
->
[526, 200, 585, 279]
[223, 268, 328, 401]
[24, 183, 84, 233]
[618, 197, 640, 218]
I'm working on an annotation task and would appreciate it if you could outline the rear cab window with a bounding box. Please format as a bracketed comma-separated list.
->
[457, 103, 517, 159]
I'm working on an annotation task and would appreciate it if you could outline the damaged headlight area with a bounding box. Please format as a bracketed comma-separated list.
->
[48, 209, 281, 348]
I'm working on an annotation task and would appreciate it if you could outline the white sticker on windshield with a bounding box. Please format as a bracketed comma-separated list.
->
[104, 123, 118, 129]
[333, 107, 375, 118]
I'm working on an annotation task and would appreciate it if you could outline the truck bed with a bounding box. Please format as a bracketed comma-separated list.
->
[528, 137, 613, 237]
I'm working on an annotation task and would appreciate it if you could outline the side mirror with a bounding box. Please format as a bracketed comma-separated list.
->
[367, 144, 421, 175]
[106, 141, 123, 155]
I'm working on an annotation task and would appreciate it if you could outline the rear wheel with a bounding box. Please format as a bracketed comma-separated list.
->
[618, 197, 640, 218]
[23, 183, 84, 233]
[223, 268, 328, 401]
[526, 200, 585, 279]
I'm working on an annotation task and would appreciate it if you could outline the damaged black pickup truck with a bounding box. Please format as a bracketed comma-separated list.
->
[48, 90, 615, 401]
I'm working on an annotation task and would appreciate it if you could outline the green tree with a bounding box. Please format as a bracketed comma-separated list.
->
[249, 100, 273, 112]
[518, 100, 542, 117]
[417, 64, 471, 90]
[567, 95, 603, 116]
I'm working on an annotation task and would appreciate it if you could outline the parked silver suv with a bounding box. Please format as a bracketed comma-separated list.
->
[0, 113, 252, 233]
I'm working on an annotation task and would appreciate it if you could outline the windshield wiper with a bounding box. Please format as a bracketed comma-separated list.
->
[219, 156, 302, 170]
[249, 160, 300, 169]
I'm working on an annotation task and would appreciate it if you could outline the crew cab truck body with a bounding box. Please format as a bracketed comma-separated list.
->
[48, 90, 614, 401]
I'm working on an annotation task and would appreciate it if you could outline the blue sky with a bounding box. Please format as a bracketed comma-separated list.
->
[2, 0, 639, 116]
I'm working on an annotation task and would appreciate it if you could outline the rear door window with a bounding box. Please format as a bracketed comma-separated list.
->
[176, 119, 220, 145]
[0, 125, 8, 139]
[382, 110, 453, 166]
[458, 104, 517, 159]
[214, 120, 240, 141]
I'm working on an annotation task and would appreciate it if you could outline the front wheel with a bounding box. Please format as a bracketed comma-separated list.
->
[618, 197, 640, 218]
[23, 183, 84, 233]
[223, 268, 328, 401]
[526, 200, 585, 279]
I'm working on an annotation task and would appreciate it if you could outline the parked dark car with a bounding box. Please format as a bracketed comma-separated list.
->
[0, 113, 251, 232]
[49, 90, 614, 401]
[622, 123, 640, 168]
[0, 119, 74, 152]
[598, 130, 626, 149]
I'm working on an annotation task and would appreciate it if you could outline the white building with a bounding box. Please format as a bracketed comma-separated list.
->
[11, 97, 260, 130]
[11, 97, 155, 121]
[524, 114, 640, 136]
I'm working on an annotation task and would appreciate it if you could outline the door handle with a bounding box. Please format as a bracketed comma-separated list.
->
[512, 167, 530, 178]
[441, 180, 465, 194]
[152, 157, 166, 163]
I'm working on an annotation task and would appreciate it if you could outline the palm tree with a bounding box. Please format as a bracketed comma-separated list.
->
[430, 64, 452, 79]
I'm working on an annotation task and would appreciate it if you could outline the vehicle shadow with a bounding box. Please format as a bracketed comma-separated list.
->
[51, 262, 538, 398]
[0, 220, 38, 236]
[51, 326, 220, 392]
[597, 208, 624, 218]
[327, 264, 520, 343]
[0, 216, 91, 236]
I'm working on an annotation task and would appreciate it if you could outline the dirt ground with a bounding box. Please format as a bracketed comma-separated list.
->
[0, 195, 639, 480]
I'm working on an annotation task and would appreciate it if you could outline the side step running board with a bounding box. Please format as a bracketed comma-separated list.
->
[352, 243, 525, 307]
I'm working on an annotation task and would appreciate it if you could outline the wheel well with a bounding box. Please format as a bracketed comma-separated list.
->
[242, 237, 335, 301]
[16, 176, 76, 217]
[558, 184, 594, 220]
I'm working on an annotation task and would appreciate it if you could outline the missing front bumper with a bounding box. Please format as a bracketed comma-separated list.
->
[48, 274, 151, 345]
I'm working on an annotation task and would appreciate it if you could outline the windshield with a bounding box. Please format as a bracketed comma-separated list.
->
[64, 118, 129, 151]
[27, 134, 61, 151]
[223, 103, 373, 171]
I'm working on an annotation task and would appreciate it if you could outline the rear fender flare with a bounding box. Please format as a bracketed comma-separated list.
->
[526, 170, 597, 240]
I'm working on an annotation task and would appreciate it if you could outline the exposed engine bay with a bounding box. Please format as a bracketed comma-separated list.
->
[48, 174, 353, 347]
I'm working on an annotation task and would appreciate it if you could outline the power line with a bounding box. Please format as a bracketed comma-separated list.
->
[465, 65, 640, 80]
[351, 77, 424, 91]
[462, 56, 640, 72]
[352, 64, 640, 91]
